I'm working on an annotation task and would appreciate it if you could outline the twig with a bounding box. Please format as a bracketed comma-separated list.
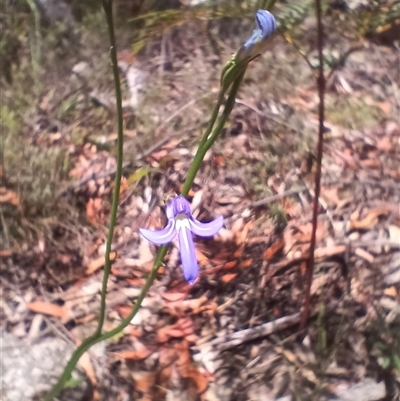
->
[249, 187, 308, 209]
[300, 0, 325, 330]
[211, 312, 301, 351]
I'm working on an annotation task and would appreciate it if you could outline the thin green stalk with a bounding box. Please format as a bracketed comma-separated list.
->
[25, 0, 41, 73]
[43, 0, 125, 398]
[181, 70, 245, 196]
[95, 0, 124, 336]
[260, 0, 278, 10]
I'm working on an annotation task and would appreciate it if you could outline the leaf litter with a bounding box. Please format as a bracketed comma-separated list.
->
[2, 5, 400, 401]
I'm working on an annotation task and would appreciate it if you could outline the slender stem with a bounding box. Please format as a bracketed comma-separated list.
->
[95, 0, 125, 335]
[300, 0, 325, 330]
[42, 0, 126, 398]
[181, 70, 245, 196]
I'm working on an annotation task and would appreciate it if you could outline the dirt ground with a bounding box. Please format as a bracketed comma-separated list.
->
[1, 1, 400, 400]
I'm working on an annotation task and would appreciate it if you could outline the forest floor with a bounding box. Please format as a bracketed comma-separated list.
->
[1, 2, 400, 401]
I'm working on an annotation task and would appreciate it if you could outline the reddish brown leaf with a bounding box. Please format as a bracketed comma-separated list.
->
[0, 187, 20, 206]
[224, 261, 237, 269]
[162, 292, 187, 302]
[221, 273, 237, 282]
[263, 238, 285, 261]
[240, 259, 253, 268]
[28, 301, 68, 320]
[86, 252, 116, 275]
[115, 348, 152, 360]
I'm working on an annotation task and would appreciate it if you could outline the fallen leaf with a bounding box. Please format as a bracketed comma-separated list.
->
[115, 305, 132, 319]
[240, 259, 253, 268]
[0, 249, 13, 257]
[115, 348, 152, 360]
[86, 252, 116, 275]
[233, 244, 245, 258]
[162, 292, 187, 302]
[224, 261, 237, 269]
[383, 287, 398, 298]
[0, 187, 20, 206]
[221, 273, 237, 282]
[131, 371, 155, 393]
[126, 278, 146, 287]
[263, 238, 285, 260]
[349, 207, 389, 230]
[28, 301, 68, 320]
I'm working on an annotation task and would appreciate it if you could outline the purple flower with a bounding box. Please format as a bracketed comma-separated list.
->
[139, 195, 224, 284]
[237, 10, 277, 63]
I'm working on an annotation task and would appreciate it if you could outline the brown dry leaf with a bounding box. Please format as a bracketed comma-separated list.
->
[224, 261, 237, 269]
[349, 207, 390, 230]
[156, 318, 195, 342]
[126, 278, 146, 287]
[86, 252, 116, 275]
[175, 341, 209, 394]
[0, 187, 20, 206]
[28, 301, 68, 320]
[221, 273, 237, 282]
[263, 238, 285, 261]
[164, 295, 209, 315]
[233, 244, 245, 258]
[86, 198, 104, 225]
[360, 158, 381, 168]
[115, 305, 132, 319]
[162, 292, 188, 302]
[235, 220, 253, 245]
[131, 371, 155, 393]
[0, 249, 13, 257]
[240, 259, 253, 268]
[184, 365, 209, 394]
[115, 348, 152, 360]
[384, 287, 398, 298]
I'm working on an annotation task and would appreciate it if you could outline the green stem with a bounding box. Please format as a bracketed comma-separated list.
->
[181, 70, 245, 196]
[95, 0, 124, 336]
[43, 0, 125, 398]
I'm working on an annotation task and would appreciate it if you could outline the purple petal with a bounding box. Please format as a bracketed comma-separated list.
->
[177, 225, 198, 284]
[239, 10, 277, 60]
[256, 10, 277, 39]
[189, 216, 224, 237]
[139, 220, 176, 245]
[166, 195, 192, 219]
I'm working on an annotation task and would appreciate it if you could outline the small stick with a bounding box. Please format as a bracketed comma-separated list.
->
[300, 0, 325, 330]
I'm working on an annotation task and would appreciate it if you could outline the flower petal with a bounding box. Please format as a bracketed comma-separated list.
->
[189, 216, 224, 237]
[177, 225, 198, 284]
[237, 9, 277, 63]
[256, 10, 277, 39]
[139, 220, 176, 245]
